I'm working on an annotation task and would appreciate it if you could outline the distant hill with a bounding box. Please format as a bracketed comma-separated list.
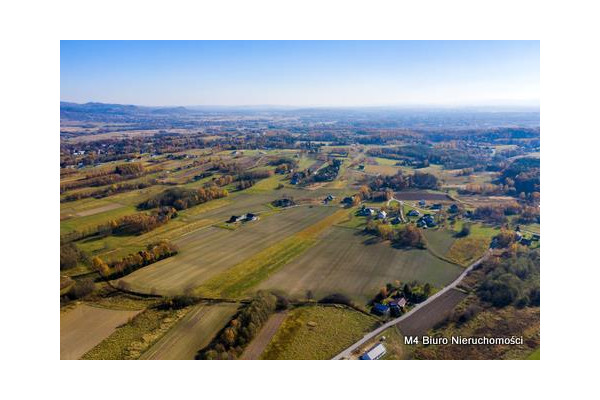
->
[60, 102, 191, 121]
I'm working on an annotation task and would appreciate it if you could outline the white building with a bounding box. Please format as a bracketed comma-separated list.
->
[360, 343, 387, 360]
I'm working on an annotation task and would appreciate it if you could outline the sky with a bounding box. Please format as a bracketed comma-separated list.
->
[60, 41, 539, 108]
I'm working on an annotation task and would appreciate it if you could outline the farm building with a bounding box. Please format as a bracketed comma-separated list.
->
[407, 209, 420, 217]
[360, 343, 387, 360]
[391, 216, 402, 225]
[227, 215, 243, 223]
[273, 198, 295, 208]
[245, 213, 257, 221]
[359, 207, 375, 216]
[378, 210, 387, 219]
[417, 214, 436, 228]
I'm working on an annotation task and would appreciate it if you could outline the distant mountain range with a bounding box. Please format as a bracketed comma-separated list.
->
[60, 102, 190, 117]
[60, 101, 539, 130]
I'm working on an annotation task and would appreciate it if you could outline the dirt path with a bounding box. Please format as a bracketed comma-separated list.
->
[60, 304, 142, 360]
[240, 311, 288, 360]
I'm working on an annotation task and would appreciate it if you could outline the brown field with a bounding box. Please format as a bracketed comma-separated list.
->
[257, 226, 462, 304]
[397, 288, 467, 337]
[141, 303, 238, 360]
[457, 195, 518, 208]
[364, 164, 400, 176]
[240, 311, 288, 360]
[394, 191, 452, 201]
[120, 206, 338, 295]
[60, 304, 142, 359]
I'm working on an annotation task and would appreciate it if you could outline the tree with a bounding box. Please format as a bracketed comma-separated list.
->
[457, 223, 471, 237]
[92, 256, 110, 277]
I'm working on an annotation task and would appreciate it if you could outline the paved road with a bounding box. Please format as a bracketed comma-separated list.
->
[332, 251, 490, 360]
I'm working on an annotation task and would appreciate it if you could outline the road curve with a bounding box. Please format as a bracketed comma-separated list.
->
[332, 251, 490, 360]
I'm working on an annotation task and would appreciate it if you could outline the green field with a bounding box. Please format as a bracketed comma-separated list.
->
[120, 205, 339, 295]
[257, 226, 462, 304]
[260, 305, 378, 360]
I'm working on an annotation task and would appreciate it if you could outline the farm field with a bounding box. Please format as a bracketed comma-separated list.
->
[241, 311, 289, 360]
[260, 305, 378, 360]
[394, 190, 452, 201]
[141, 302, 239, 360]
[81, 307, 188, 360]
[60, 304, 142, 360]
[257, 226, 463, 304]
[397, 288, 467, 337]
[120, 205, 339, 295]
[59, 96, 539, 361]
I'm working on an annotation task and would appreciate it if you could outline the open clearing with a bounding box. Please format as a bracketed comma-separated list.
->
[257, 226, 462, 304]
[141, 303, 239, 360]
[260, 305, 378, 360]
[120, 206, 338, 295]
[397, 288, 467, 337]
[241, 311, 288, 360]
[60, 304, 142, 360]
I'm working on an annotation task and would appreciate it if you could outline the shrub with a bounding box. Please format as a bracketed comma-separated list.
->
[68, 279, 95, 299]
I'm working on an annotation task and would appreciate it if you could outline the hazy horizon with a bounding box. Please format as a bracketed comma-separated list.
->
[61, 41, 539, 107]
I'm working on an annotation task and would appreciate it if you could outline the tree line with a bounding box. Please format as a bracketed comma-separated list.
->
[92, 239, 178, 280]
[368, 170, 439, 192]
[197, 292, 279, 360]
[61, 179, 158, 202]
[138, 186, 228, 211]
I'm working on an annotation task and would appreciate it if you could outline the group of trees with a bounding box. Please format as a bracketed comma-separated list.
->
[367, 144, 489, 170]
[477, 248, 540, 308]
[60, 242, 88, 270]
[313, 159, 342, 182]
[139, 186, 228, 211]
[492, 229, 520, 248]
[269, 157, 299, 174]
[472, 203, 539, 225]
[369, 171, 439, 192]
[198, 292, 279, 360]
[207, 170, 272, 191]
[112, 207, 178, 235]
[500, 157, 540, 196]
[65, 278, 96, 300]
[92, 239, 179, 280]
[373, 280, 433, 305]
[365, 221, 426, 249]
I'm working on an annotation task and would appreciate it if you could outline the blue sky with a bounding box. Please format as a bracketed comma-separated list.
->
[60, 41, 539, 107]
